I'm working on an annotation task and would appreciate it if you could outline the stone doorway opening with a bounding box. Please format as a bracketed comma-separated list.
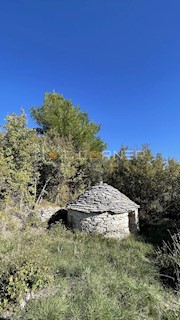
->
[128, 211, 137, 233]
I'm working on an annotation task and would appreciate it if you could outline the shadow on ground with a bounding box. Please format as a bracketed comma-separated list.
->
[48, 208, 68, 229]
[140, 222, 179, 290]
[140, 224, 172, 247]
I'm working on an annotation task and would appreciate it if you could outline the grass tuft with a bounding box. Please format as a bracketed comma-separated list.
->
[0, 223, 179, 319]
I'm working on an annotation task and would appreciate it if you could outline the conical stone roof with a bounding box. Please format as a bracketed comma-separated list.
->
[68, 183, 140, 214]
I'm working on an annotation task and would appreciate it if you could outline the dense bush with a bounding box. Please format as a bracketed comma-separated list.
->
[156, 231, 180, 289]
[104, 145, 180, 229]
[0, 261, 51, 312]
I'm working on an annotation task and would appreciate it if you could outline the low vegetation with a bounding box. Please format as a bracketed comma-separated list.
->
[156, 232, 180, 290]
[0, 223, 179, 319]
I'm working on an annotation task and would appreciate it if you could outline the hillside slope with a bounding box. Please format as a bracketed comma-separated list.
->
[0, 223, 179, 320]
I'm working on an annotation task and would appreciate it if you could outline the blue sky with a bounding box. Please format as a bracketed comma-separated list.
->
[0, 0, 180, 159]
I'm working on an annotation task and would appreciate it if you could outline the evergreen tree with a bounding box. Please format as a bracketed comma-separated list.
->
[31, 92, 106, 152]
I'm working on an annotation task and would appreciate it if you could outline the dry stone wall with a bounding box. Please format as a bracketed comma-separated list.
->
[68, 210, 130, 239]
[36, 206, 61, 221]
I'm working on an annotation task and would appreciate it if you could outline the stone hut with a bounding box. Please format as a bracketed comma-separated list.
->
[67, 183, 140, 239]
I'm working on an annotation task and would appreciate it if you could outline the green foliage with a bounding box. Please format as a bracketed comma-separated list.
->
[0, 226, 55, 314]
[31, 92, 106, 152]
[33, 129, 101, 206]
[156, 232, 180, 289]
[16, 295, 69, 320]
[0, 106, 105, 210]
[0, 262, 51, 312]
[104, 145, 180, 228]
[0, 111, 42, 211]
[0, 209, 24, 233]
[4, 224, 177, 320]
[1, 95, 180, 319]
[36, 130, 87, 205]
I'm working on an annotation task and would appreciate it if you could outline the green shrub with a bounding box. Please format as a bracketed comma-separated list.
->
[0, 261, 52, 312]
[156, 231, 180, 289]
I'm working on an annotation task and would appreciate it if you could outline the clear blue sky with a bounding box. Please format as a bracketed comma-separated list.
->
[0, 0, 180, 159]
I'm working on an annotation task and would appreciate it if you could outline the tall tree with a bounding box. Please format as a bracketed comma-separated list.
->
[31, 92, 106, 152]
[0, 111, 42, 211]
